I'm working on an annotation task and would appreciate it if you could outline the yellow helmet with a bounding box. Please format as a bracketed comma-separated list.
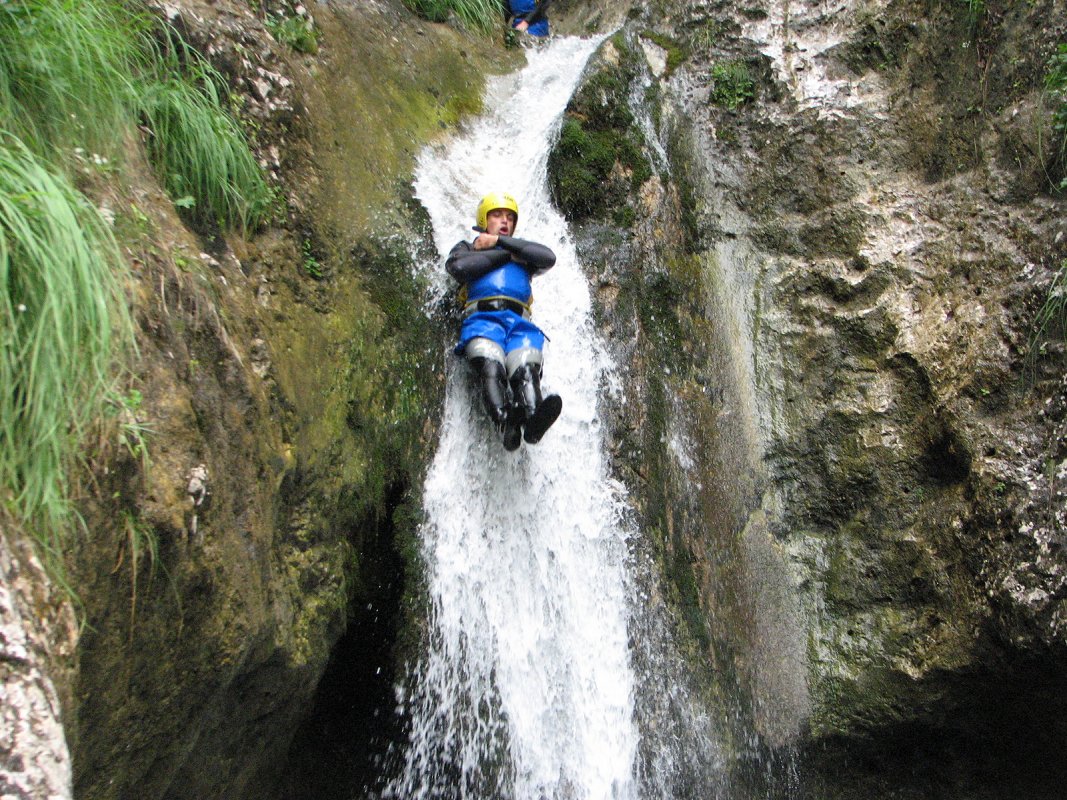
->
[476, 191, 519, 231]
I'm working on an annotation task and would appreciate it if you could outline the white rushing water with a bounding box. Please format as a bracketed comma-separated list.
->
[387, 36, 643, 800]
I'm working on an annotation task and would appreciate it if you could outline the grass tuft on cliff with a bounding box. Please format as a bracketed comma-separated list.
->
[0, 0, 146, 157]
[401, 0, 503, 35]
[1045, 42, 1067, 189]
[0, 136, 133, 565]
[0, 0, 270, 566]
[1029, 259, 1067, 363]
[0, 0, 273, 230]
[138, 67, 275, 231]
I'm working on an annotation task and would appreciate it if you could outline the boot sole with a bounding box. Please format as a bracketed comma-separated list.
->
[523, 394, 562, 444]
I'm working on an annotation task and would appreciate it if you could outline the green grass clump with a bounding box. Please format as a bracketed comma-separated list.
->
[402, 0, 503, 35]
[1029, 259, 1067, 363]
[267, 13, 319, 54]
[1045, 43, 1067, 189]
[0, 0, 275, 573]
[958, 0, 985, 32]
[0, 136, 133, 563]
[0, 0, 147, 157]
[138, 69, 275, 231]
[709, 61, 756, 109]
[0, 0, 274, 232]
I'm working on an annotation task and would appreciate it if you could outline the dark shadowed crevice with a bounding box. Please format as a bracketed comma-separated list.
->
[803, 653, 1067, 800]
[279, 482, 409, 800]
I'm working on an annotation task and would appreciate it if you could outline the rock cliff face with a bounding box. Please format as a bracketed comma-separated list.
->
[2, 2, 516, 799]
[553, 0, 1067, 796]
[3, 0, 1066, 798]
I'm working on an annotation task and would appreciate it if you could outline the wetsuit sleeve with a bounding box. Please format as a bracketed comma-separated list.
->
[495, 235, 556, 275]
[445, 239, 511, 283]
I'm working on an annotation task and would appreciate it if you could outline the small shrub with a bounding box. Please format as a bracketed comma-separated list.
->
[709, 61, 755, 109]
[267, 14, 319, 54]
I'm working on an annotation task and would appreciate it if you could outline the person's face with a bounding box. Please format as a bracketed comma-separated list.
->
[486, 208, 517, 236]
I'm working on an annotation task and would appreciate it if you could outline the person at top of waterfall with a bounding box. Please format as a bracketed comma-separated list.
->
[446, 191, 562, 451]
[507, 0, 551, 37]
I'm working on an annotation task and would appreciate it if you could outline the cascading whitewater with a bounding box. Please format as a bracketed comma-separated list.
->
[385, 36, 642, 800]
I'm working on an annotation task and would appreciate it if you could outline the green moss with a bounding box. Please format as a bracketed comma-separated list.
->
[640, 30, 688, 75]
[547, 118, 619, 218]
[667, 538, 712, 652]
[546, 35, 654, 223]
[304, 9, 511, 238]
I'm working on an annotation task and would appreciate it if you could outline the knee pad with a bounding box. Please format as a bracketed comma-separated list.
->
[505, 346, 543, 380]
[466, 337, 505, 366]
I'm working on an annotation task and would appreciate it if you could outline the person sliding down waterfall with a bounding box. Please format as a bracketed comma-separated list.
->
[447, 191, 562, 451]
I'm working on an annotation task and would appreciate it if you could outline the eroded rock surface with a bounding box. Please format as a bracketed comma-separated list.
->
[555, 0, 1067, 796]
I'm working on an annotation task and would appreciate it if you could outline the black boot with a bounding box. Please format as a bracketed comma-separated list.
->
[473, 357, 522, 451]
[509, 363, 562, 445]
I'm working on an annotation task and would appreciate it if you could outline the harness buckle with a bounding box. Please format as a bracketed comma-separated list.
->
[463, 296, 532, 319]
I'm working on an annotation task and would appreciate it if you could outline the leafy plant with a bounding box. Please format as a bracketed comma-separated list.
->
[0, 135, 133, 565]
[266, 13, 319, 54]
[709, 61, 755, 109]
[108, 387, 154, 470]
[302, 238, 323, 279]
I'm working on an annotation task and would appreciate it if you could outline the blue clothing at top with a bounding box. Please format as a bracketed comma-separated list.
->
[445, 235, 556, 356]
[509, 0, 549, 37]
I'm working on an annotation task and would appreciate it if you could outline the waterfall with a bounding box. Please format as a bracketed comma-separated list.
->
[386, 36, 644, 800]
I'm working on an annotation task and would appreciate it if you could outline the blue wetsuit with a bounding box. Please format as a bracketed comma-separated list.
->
[446, 235, 555, 356]
[508, 0, 550, 37]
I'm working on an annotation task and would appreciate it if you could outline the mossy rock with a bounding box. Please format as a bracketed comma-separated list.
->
[547, 33, 654, 223]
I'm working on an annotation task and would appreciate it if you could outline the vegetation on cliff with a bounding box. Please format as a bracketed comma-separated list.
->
[402, 0, 502, 34]
[0, 0, 270, 575]
[547, 34, 653, 226]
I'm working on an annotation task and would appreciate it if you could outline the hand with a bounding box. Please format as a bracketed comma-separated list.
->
[515, 19, 529, 32]
[473, 233, 498, 250]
